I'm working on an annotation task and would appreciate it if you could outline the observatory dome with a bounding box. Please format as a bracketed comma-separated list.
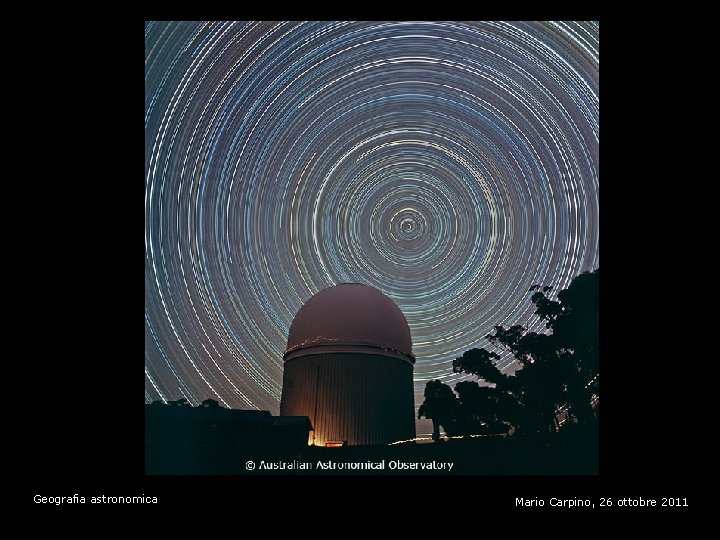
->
[284, 283, 414, 362]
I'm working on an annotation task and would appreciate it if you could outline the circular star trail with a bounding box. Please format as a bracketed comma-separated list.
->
[145, 21, 599, 422]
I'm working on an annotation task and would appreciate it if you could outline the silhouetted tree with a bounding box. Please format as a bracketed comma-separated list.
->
[200, 398, 221, 408]
[167, 398, 191, 407]
[454, 381, 514, 435]
[452, 348, 506, 385]
[418, 380, 461, 442]
[453, 269, 599, 435]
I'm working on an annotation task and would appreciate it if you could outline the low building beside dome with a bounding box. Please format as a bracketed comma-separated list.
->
[281, 283, 416, 446]
[145, 401, 313, 474]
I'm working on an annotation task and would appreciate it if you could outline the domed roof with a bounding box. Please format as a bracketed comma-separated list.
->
[285, 283, 414, 363]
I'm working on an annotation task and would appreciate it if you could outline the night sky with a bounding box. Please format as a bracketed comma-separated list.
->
[145, 21, 599, 436]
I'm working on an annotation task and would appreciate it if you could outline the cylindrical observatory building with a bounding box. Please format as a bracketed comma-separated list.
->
[280, 283, 416, 446]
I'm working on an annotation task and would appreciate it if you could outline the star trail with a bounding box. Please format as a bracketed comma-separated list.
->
[144, 21, 599, 423]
